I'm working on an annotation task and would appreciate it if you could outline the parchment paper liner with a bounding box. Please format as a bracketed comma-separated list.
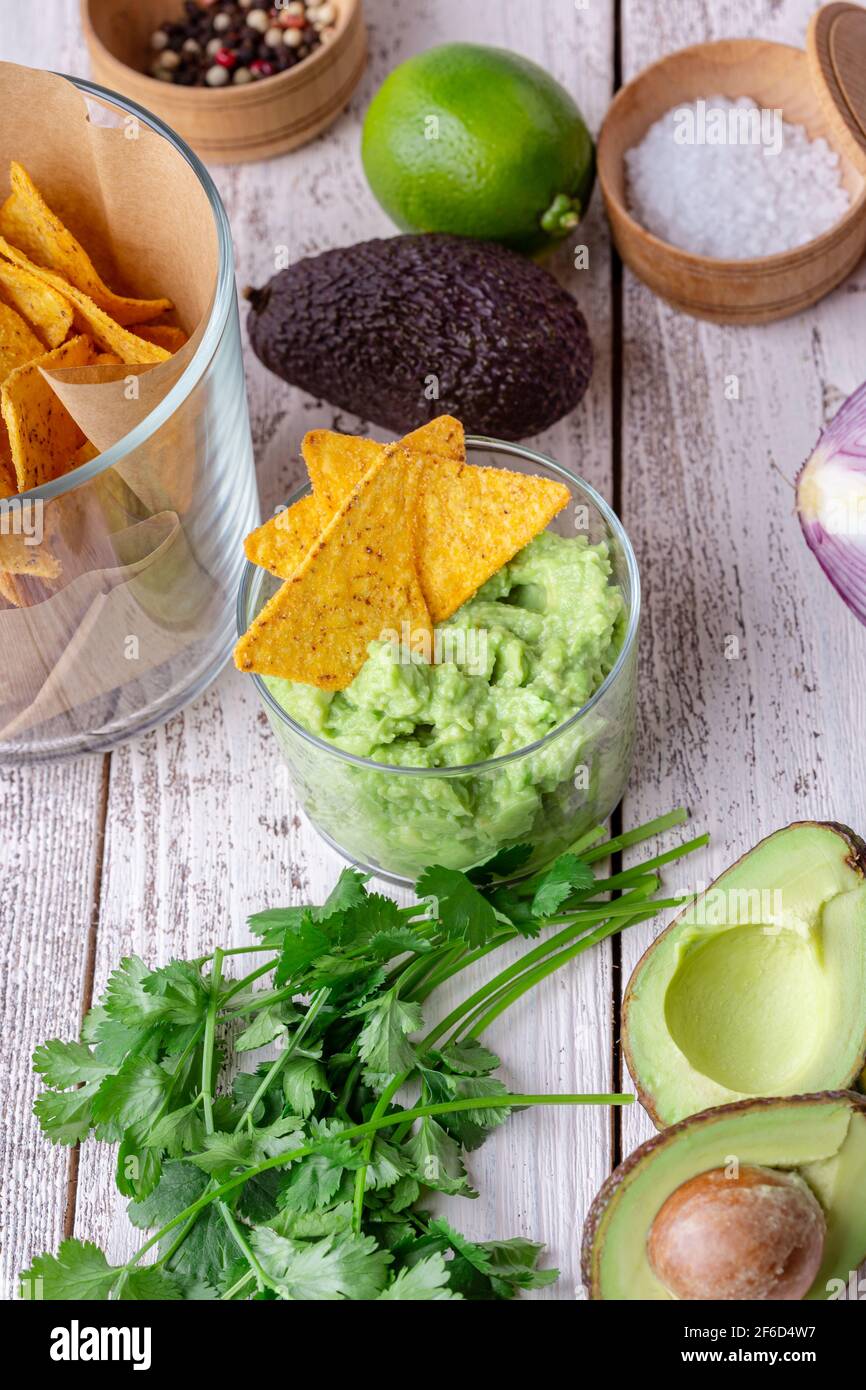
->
[0, 62, 222, 740]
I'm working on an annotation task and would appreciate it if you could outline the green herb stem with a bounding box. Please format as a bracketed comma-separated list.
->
[582, 806, 689, 863]
[463, 913, 650, 1040]
[128, 1091, 633, 1269]
[219, 1205, 277, 1296]
[418, 885, 654, 1052]
[232, 987, 330, 1134]
[351, 1069, 408, 1234]
[201, 948, 225, 1136]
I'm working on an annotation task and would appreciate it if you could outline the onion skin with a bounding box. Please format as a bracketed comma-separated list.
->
[797, 380, 866, 625]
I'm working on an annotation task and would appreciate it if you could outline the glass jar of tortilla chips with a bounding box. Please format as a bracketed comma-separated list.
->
[239, 440, 640, 885]
[0, 78, 257, 759]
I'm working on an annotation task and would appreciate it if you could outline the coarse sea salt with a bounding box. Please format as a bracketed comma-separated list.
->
[625, 96, 850, 259]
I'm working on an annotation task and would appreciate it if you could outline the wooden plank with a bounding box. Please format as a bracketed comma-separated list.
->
[71, 0, 617, 1298]
[618, 0, 866, 1176]
[0, 0, 108, 1300]
[0, 756, 106, 1298]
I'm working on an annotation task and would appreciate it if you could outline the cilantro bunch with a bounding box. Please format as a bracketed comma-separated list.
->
[22, 809, 703, 1301]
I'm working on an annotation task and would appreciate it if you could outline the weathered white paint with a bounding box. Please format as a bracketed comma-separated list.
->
[2, 0, 862, 1303]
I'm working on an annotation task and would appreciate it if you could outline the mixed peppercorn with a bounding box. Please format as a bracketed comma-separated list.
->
[149, 1, 337, 87]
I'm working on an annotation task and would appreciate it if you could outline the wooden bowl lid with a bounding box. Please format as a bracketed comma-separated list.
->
[808, 3, 866, 170]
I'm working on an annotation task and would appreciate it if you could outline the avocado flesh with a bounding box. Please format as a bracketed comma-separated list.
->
[623, 823, 866, 1127]
[586, 1094, 866, 1301]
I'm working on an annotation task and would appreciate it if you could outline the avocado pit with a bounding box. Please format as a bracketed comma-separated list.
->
[648, 1165, 826, 1301]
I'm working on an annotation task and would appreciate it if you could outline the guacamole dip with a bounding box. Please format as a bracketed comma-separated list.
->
[263, 531, 634, 879]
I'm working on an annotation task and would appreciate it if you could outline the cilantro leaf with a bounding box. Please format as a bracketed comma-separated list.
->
[405, 1117, 475, 1196]
[482, 1238, 559, 1291]
[234, 1005, 289, 1053]
[115, 1265, 184, 1300]
[248, 904, 310, 946]
[378, 1252, 462, 1300]
[190, 1123, 303, 1177]
[274, 911, 331, 985]
[468, 843, 533, 885]
[32, 1039, 110, 1088]
[423, 1072, 512, 1151]
[355, 991, 421, 1080]
[116, 1137, 162, 1200]
[416, 865, 499, 948]
[382, 1174, 420, 1213]
[146, 1100, 206, 1158]
[127, 1159, 207, 1230]
[20, 1240, 120, 1301]
[91, 1056, 173, 1141]
[250, 1229, 391, 1300]
[363, 1137, 413, 1192]
[428, 1218, 556, 1298]
[128, 1161, 239, 1290]
[33, 1081, 99, 1146]
[365, 927, 433, 959]
[276, 1152, 349, 1214]
[319, 868, 370, 919]
[282, 1054, 330, 1117]
[265, 1201, 354, 1241]
[102, 956, 167, 1026]
[143, 960, 210, 1026]
[437, 1039, 500, 1076]
[531, 853, 595, 917]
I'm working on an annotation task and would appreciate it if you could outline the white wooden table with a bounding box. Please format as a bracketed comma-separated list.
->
[2, 0, 864, 1301]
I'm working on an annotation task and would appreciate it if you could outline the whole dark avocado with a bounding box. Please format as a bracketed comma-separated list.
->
[245, 234, 593, 440]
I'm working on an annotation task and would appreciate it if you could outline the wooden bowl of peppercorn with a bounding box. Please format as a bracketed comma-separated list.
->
[81, 0, 367, 164]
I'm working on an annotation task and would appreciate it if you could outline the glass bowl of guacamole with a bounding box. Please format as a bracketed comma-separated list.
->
[238, 438, 640, 885]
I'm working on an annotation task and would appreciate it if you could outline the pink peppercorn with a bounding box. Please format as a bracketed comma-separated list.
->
[214, 47, 237, 67]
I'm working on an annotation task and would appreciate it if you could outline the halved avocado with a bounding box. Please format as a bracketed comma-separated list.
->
[582, 1091, 866, 1300]
[623, 823, 866, 1127]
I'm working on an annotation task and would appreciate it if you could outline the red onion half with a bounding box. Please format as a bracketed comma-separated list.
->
[797, 380, 866, 625]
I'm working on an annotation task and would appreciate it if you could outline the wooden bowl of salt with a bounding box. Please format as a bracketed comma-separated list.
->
[598, 4, 866, 324]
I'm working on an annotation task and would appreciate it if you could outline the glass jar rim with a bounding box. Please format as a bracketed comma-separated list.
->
[238, 436, 641, 778]
[10, 74, 236, 506]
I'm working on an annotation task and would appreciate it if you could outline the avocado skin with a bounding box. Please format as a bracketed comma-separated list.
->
[246, 234, 593, 440]
[581, 1090, 866, 1300]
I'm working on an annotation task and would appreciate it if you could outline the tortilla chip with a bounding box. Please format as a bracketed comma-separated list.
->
[1, 334, 92, 490]
[0, 418, 64, 576]
[402, 415, 466, 461]
[0, 569, 28, 606]
[244, 492, 323, 577]
[0, 162, 172, 327]
[0, 425, 15, 494]
[302, 431, 386, 513]
[246, 419, 468, 582]
[0, 237, 169, 365]
[0, 500, 62, 579]
[129, 324, 187, 352]
[246, 416, 567, 621]
[412, 456, 570, 622]
[243, 435, 388, 581]
[300, 419, 571, 622]
[70, 441, 100, 468]
[0, 256, 73, 348]
[0, 299, 44, 379]
[304, 419, 466, 512]
[235, 451, 432, 690]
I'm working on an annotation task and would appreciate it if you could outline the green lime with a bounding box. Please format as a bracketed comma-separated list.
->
[361, 43, 595, 254]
